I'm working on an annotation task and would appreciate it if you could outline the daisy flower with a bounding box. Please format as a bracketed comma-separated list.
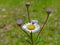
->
[22, 22, 40, 33]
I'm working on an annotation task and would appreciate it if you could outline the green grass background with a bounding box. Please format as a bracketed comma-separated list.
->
[0, 0, 60, 45]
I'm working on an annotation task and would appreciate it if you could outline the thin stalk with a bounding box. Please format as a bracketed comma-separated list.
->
[36, 14, 50, 41]
[30, 31, 34, 45]
[20, 26, 31, 40]
[26, 7, 30, 22]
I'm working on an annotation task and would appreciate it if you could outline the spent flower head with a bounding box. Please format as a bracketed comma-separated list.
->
[17, 19, 22, 26]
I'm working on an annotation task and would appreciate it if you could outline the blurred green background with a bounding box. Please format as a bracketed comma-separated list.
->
[0, 0, 60, 45]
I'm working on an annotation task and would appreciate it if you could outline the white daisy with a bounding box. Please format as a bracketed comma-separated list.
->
[22, 22, 40, 33]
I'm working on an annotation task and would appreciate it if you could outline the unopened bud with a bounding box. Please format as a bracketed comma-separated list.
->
[16, 19, 22, 26]
[46, 8, 52, 14]
[26, 2, 30, 7]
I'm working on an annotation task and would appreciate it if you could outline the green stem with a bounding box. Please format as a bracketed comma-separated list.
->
[30, 31, 34, 45]
[36, 14, 50, 41]
[27, 7, 30, 22]
[20, 26, 31, 40]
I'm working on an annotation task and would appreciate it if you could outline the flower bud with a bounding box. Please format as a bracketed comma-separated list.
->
[26, 2, 30, 7]
[31, 20, 38, 24]
[16, 19, 22, 26]
[46, 8, 52, 14]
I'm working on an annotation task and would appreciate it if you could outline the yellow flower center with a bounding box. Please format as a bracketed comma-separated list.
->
[27, 24, 35, 30]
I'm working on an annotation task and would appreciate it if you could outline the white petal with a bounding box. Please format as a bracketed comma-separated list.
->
[22, 22, 40, 33]
[31, 24, 40, 32]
